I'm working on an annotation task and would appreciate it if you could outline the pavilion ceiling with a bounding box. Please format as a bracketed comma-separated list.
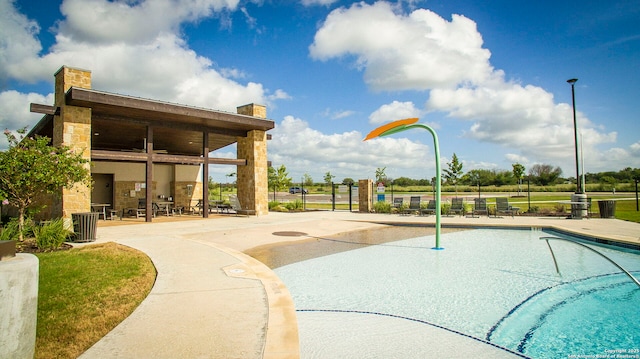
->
[29, 87, 274, 158]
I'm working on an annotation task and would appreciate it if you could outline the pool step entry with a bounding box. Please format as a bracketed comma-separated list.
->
[542, 236, 640, 288]
[486, 272, 636, 355]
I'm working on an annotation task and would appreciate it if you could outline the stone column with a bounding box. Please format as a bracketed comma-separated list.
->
[358, 179, 373, 213]
[236, 104, 268, 216]
[52, 66, 92, 219]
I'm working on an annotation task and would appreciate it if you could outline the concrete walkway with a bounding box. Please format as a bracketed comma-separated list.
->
[76, 211, 640, 358]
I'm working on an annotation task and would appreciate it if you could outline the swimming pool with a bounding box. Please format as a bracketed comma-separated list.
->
[273, 228, 640, 358]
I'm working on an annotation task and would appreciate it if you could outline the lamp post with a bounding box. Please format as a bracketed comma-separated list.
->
[567, 78, 588, 219]
[567, 78, 581, 194]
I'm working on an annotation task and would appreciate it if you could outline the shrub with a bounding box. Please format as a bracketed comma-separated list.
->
[33, 218, 71, 250]
[554, 204, 567, 213]
[0, 217, 36, 241]
[0, 218, 20, 241]
[268, 200, 281, 210]
[374, 201, 391, 213]
[285, 199, 304, 211]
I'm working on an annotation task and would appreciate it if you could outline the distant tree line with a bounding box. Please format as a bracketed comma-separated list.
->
[268, 160, 640, 193]
[384, 153, 640, 188]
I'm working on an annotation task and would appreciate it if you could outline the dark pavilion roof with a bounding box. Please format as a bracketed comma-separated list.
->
[29, 87, 274, 158]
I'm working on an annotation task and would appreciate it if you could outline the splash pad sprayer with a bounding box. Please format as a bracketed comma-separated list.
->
[364, 118, 443, 250]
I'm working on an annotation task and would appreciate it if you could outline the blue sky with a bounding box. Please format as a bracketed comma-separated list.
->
[1, 0, 639, 184]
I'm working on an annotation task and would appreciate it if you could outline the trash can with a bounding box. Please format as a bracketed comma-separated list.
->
[72, 212, 99, 242]
[570, 193, 587, 219]
[597, 200, 616, 219]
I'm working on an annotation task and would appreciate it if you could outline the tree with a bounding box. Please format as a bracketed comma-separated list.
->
[342, 178, 355, 186]
[208, 176, 222, 199]
[443, 153, 463, 195]
[225, 172, 236, 191]
[268, 165, 292, 195]
[302, 173, 313, 187]
[324, 172, 335, 186]
[393, 177, 414, 186]
[0, 129, 90, 241]
[529, 164, 562, 186]
[375, 167, 387, 185]
[463, 169, 494, 186]
[512, 163, 526, 195]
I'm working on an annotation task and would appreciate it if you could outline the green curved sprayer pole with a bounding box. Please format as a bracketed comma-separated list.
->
[364, 119, 442, 249]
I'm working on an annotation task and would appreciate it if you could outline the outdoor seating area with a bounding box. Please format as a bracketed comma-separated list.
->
[495, 197, 520, 217]
[230, 195, 256, 216]
[120, 198, 186, 219]
[191, 199, 233, 215]
[389, 196, 526, 219]
[421, 200, 437, 216]
[401, 196, 422, 215]
[471, 198, 489, 217]
[448, 198, 464, 216]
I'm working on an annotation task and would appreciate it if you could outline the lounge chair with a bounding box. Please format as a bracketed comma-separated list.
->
[448, 198, 464, 216]
[229, 195, 256, 216]
[420, 200, 437, 216]
[401, 196, 421, 215]
[392, 198, 404, 213]
[495, 197, 519, 218]
[471, 198, 488, 217]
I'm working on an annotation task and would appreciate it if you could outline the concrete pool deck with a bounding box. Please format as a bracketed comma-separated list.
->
[76, 211, 640, 358]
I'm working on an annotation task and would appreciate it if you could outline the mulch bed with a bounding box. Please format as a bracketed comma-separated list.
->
[16, 239, 73, 254]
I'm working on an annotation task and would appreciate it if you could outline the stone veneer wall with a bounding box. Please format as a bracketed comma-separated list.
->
[358, 179, 373, 213]
[52, 66, 93, 219]
[172, 181, 203, 213]
[113, 181, 155, 212]
[236, 104, 268, 216]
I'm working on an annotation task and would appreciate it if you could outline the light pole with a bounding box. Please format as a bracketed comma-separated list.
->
[567, 78, 587, 219]
[567, 78, 581, 194]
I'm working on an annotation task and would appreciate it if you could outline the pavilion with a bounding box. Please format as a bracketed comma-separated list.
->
[28, 66, 274, 222]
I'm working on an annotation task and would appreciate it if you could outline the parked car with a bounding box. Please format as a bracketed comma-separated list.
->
[289, 186, 308, 194]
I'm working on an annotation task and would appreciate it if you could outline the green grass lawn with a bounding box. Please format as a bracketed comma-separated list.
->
[34, 243, 156, 359]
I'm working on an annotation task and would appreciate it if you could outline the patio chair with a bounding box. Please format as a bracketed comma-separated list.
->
[229, 195, 256, 216]
[495, 197, 519, 218]
[392, 197, 404, 213]
[448, 198, 464, 216]
[401, 196, 421, 215]
[471, 198, 489, 217]
[420, 199, 437, 216]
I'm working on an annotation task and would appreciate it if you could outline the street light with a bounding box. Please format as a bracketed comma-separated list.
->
[567, 78, 581, 194]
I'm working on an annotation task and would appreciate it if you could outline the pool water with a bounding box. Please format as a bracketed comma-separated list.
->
[273, 228, 640, 358]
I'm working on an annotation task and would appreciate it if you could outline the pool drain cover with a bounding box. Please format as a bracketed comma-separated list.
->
[272, 231, 308, 237]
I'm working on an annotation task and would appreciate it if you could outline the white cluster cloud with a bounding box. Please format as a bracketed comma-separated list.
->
[58, 0, 240, 44]
[0, 0, 43, 84]
[310, 1, 493, 91]
[0, 91, 54, 130]
[368, 100, 423, 125]
[268, 116, 431, 181]
[310, 1, 635, 174]
[0, 0, 284, 134]
[1, 0, 637, 178]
